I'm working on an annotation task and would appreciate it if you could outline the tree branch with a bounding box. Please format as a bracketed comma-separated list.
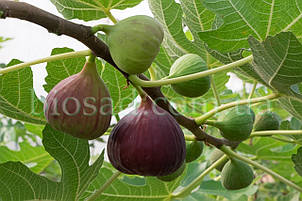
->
[0, 0, 237, 148]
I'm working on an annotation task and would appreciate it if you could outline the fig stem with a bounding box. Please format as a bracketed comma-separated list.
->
[88, 54, 96, 63]
[86, 171, 122, 201]
[184, 134, 197, 141]
[248, 81, 258, 99]
[0, 49, 92, 75]
[133, 84, 147, 100]
[220, 146, 302, 193]
[195, 93, 281, 125]
[251, 130, 302, 137]
[91, 24, 114, 34]
[172, 155, 228, 198]
[128, 55, 253, 87]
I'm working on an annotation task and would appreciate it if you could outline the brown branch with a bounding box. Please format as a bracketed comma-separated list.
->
[0, 0, 237, 148]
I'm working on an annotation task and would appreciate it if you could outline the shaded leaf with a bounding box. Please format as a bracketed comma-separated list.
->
[292, 147, 302, 177]
[0, 59, 45, 124]
[51, 0, 143, 21]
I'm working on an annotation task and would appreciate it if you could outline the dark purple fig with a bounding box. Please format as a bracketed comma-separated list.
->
[44, 60, 112, 140]
[107, 96, 186, 176]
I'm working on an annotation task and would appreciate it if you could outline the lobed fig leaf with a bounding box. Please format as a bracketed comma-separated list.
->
[107, 96, 186, 176]
[209, 149, 228, 171]
[157, 162, 186, 182]
[103, 15, 164, 74]
[44, 60, 112, 140]
[221, 159, 254, 190]
[185, 141, 204, 163]
[169, 54, 211, 98]
[206, 105, 255, 141]
[254, 111, 281, 131]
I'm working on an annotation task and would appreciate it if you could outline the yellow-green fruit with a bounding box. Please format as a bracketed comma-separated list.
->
[206, 105, 255, 142]
[254, 111, 280, 131]
[169, 54, 211, 98]
[185, 141, 204, 163]
[209, 149, 228, 171]
[103, 15, 164, 74]
[221, 159, 254, 190]
[157, 162, 185, 182]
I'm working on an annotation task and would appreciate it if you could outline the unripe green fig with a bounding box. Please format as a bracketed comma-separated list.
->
[157, 162, 186, 182]
[254, 111, 280, 131]
[221, 159, 254, 190]
[209, 149, 228, 171]
[206, 106, 255, 141]
[169, 54, 211, 97]
[102, 15, 164, 74]
[44, 60, 112, 140]
[185, 141, 204, 163]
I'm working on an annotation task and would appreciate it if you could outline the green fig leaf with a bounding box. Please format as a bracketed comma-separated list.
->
[249, 32, 302, 98]
[44, 48, 86, 93]
[292, 147, 302, 177]
[149, 0, 205, 59]
[0, 125, 104, 201]
[83, 166, 184, 200]
[0, 59, 45, 124]
[199, 0, 302, 52]
[50, 0, 144, 21]
[101, 63, 137, 115]
[0, 140, 53, 173]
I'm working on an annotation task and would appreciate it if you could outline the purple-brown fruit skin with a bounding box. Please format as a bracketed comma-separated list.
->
[44, 61, 112, 140]
[107, 97, 186, 176]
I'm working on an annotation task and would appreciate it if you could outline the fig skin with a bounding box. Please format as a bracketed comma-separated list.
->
[44, 60, 112, 140]
[107, 96, 186, 176]
[221, 159, 254, 190]
[185, 141, 204, 163]
[103, 15, 164, 74]
[206, 106, 255, 142]
[169, 54, 211, 98]
[254, 111, 280, 131]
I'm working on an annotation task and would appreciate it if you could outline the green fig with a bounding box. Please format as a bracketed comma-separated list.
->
[254, 111, 280, 131]
[209, 149, 228, 171]
[221, 159, 254, 190]
[157, 162, 186, 182]
[102, 15, 164, 74]
[206, 105, 255, 141]
[185, 141, 204, 163]
[169, 54, 211, 98]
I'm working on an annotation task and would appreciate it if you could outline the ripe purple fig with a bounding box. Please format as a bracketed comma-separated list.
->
[44, 60, 112, 140]
[107, 96, 186, 176]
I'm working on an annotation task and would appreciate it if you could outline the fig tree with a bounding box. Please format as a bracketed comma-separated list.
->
[44, 60, 112, 140]
[206, 105, 255, 141]
[107, 96, 186, 176]
[254, 111, 280, 131]
[221, 159, 254, 190]
[185, 141, 204, 163]
[169, 54, 211, 98]
[102, 15, 164, 74]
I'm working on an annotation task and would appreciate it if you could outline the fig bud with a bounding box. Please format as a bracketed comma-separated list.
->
[44, 60, 112, 140]
[103, 15, 164, 74]
[221, 159, 254, 190]
[206, 106, 255, 142]
[107, 97, 186, 176]
[254, 111, 280, 131]
[169, 54, 211, 98]
[185, 141, 204, 163]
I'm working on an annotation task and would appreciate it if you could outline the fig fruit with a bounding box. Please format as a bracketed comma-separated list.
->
[254, 111, 280, 131]
[221, 159, 254, 190]
[206, 105, 255, 141]
[185, 141, 204, 163]
[157, 162, 186, 182]
[169, 54, 211, 98]
[102, 15, 164, 74]
[107, 96, 186, 176]
[44, 60, 112, 140]
[209, 149, 228, 171]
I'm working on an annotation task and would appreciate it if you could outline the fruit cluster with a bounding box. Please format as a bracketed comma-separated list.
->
[43, 15, 282, 188]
